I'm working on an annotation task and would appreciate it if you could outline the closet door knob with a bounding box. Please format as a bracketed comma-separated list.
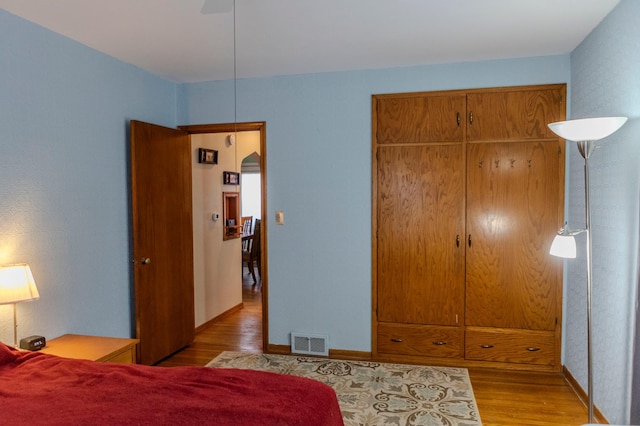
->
[469, 111, 474, 124]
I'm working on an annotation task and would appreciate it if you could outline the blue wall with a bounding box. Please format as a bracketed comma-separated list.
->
[0, 10, 177, 342]
[565, 0, 640, 423]
[179, 56, 571, 351]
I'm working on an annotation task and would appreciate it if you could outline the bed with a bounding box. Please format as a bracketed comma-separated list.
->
[0, 343, 344, 425]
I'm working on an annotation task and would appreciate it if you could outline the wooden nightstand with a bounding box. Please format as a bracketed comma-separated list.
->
[40, 334, 139, 364]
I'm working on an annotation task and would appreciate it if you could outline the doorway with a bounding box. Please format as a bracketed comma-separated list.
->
[181, 122, 268, 351]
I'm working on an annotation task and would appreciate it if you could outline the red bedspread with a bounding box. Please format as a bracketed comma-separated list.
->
[0, 343, 344, 425]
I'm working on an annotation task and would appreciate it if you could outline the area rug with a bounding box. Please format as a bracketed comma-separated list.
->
[207, 352, 481, 426]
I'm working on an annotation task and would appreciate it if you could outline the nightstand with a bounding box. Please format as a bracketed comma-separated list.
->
[40, 334, 139, 364]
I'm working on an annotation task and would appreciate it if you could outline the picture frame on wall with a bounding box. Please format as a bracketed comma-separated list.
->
[223, 171, 240, 185]
[198, 148, 218, 164]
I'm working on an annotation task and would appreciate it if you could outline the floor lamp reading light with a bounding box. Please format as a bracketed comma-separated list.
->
[0, 263, 40, 348]
[548, 116, 628, 424]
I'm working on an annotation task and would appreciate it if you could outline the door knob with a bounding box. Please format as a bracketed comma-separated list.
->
[141, 257, 151, 265]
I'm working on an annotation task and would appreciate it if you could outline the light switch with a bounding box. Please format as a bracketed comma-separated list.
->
[275, 210, 284, 225]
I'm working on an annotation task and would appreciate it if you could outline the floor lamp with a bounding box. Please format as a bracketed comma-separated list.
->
[548, 116, 628, 424]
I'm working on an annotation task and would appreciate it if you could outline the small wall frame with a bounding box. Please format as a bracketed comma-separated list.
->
[223, 191, 241, 240]
[198, 148, 218, 164]
[223, 171, 240, 185]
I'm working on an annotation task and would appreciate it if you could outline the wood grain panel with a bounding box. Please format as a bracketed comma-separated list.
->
[377, 144, 464, 326]
[376, 95, 466, 144]
[41, 334, 139, 364]
[467, 88, 565, 141]
[465, 327, 555, 365]
[465, 141, 562, 330]
[377, 323, 462, 358]
[131, 121, 195, 365]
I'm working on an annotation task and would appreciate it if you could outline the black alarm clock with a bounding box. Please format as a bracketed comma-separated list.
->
[19, 335, 46, 351]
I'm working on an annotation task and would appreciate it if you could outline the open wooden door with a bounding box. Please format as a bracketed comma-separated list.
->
[130, 120, 194, 365]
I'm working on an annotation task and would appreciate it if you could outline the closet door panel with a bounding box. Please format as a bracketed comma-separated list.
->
[376, 95, 466, 144]
[377, 144, 464, 326]
[465, 141, 561, 330]
[467, 88, 564, 141]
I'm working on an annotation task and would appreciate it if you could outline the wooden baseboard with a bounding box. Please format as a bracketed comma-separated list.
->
[195, 303, 244, 334]
[328, 348, 372, 361]
[266, 344, 371, 361]
[562, 365, 609, 424]
[266, 344, 290, 355]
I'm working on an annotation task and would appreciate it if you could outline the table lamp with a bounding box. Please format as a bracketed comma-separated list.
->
[0, 263, 40, 347]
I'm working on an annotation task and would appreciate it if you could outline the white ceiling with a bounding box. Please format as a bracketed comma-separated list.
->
[0, 0, 620, 83]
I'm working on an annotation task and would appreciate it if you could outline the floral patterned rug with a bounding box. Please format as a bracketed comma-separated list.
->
[207, 352, 481, 425]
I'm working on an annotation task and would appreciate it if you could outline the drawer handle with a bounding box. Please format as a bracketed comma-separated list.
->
[480, 344, 494, 349]
[432, 341, 447, 346]
[390, 338, 403, 343]
[526, 347, 541, 352]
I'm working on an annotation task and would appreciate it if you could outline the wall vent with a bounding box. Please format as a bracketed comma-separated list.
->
[290, 332, 329, 356]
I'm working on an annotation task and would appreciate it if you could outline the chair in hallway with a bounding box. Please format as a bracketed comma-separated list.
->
[242, 219, 261, 284]
[241, 216, 253, 251]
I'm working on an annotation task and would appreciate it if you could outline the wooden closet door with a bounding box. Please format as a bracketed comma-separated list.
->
[465, 141, 561, 330]
[377, 144, 464, 326]
[376, 95, 466, 144]
[467, 88, 564, 142]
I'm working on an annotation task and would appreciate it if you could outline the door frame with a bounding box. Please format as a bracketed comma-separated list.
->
[180, 122, 268, 351]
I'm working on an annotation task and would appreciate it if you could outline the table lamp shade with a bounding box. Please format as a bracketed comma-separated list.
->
[0, 264, 39, 305]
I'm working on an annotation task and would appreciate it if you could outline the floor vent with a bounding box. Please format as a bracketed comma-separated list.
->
[290, 332, 329, 356]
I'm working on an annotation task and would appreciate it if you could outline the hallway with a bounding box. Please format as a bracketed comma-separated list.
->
[157, 269, 262, 367]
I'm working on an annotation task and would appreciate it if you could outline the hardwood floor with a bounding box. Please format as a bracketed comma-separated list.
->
[158, 271, 593, 425]
[156, 270, 263, 368]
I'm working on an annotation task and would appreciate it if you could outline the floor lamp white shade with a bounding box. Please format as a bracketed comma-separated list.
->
[548, 117, 628, 143]
[0, 263, 39, 348]
[549, 233, 578, 258]
[548, 116, 627, 424]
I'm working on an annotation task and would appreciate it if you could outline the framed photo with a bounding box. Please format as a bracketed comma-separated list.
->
[223, 171, 240, 185]
[198, 148, 218, 164]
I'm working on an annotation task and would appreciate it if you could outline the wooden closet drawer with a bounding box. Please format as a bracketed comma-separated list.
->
[465, 327, 555, 365]
[377, 323, 462, 358]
